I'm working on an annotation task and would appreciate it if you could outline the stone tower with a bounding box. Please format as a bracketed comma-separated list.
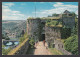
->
[27, 19, 41, 42]
[62, 10, 75, 28]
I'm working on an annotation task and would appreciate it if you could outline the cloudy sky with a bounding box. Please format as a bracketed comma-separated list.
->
[2, 2, 78, 20]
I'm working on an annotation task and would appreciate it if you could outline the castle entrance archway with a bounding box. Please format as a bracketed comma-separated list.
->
[41, 34, 45, 41]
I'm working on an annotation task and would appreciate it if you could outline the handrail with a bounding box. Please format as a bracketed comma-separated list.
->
[8, 38, 29, 55]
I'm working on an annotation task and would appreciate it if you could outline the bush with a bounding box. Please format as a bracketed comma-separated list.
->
[61, 28, 71, 39]
[36, 17, 41, 19]
[2, 45, 11, 55]
[28, 17, 34, 19]
[29, 38, 35, 48]
[19, 32, 28, 43]
[51, 21, 58, 26]
[52, 13, 59, 17]
[5, 38, 10, 40]
[2, 34, 5, 39]
[46, 19, 59, 26]
[64, 35, 78, 55]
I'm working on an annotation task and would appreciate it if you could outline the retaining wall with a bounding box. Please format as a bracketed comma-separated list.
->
[8, 39, 29, 55]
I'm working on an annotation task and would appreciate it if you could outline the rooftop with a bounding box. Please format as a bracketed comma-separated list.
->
[63, 10, 71, 14]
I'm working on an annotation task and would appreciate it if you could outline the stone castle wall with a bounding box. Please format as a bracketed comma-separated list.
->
[15, 40, 29, 55]
[27, 16, 74, 55]
[62, 16, 75, 28]
[45, 26, 61, 41]
[27, 19, 41, 42]
[54, 40, 72, 55]
[27, 15, 75, 41]
[45, 26, 61, 47]
[8, 39, 29, 55]
[45, 26, 72, 55]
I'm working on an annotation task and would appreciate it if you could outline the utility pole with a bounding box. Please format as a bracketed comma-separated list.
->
[35, 1, 37, 46]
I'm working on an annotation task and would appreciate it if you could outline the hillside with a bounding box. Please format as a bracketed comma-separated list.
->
[2, 20, 27, 39]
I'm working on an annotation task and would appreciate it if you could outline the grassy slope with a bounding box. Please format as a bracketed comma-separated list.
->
[49, 48, 64, 55]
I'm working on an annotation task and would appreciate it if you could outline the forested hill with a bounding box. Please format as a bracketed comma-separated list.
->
[2, 20, 27, 38]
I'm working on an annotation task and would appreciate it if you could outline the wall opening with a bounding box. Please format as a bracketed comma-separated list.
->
[40, 34, 45, 41]
[52, 44, 55, 48]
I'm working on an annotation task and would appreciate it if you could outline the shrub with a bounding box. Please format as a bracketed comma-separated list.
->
[19, 32, 28, 43]
[46, 19, 59, 26]
[64, 35, 78, 55]
[2, 45, 11, 55]
[29, 38, 35, 48]
[36, 17, 40, 19]
[61, 28, 71, 39]
[28, 17, 34, 19]
[5, 38, 10, 40]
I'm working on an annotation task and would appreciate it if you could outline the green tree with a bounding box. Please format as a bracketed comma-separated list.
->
[19, 32, 28, 43]
[5, 38, 10, 40]
[2, 34, 5, 39]
[2, 45, 11, 55]
[71, 12, 76, 17]
[52, 13, 59, 17]
[64, 35, 78, 55]
[48, 15, 51, 17]
[36, 17, 40, 19]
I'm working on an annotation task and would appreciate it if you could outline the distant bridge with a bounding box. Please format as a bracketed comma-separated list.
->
[3, 40, 19, 42]
[2, 40, 19, 46]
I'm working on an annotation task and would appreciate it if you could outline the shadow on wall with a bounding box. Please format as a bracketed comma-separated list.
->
[61, 28, 71, 39]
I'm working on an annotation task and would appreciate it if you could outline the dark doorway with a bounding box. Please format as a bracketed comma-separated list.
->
[41, 34, 45, 41]
[52, 44, 55, 48]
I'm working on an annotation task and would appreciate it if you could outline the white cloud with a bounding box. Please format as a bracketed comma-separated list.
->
[34, 2, 78, 17]
[55, 2, 63, 5]
[2, 2, 78, 20]
[2, 3, 27, 20]
[54, 2, 77, 8]
[3, 3, 14, 7]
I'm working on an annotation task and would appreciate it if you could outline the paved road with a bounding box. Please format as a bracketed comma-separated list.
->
[34, 41, 51, 55]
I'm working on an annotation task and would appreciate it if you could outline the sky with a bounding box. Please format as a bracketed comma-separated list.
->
[2, 2, 78, 20]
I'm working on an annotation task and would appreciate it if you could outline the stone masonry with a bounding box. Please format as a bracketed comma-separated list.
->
[27, 10, 75, 55]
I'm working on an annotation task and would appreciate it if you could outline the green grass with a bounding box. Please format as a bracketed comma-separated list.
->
[49, 48, 64, 55]
[46, 24, 62, 27]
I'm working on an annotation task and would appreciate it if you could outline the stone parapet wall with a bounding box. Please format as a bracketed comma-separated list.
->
[54, 40, 72, 55]
[8, 39, 29, 55]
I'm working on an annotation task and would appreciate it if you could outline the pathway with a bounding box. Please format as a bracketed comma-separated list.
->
[34, 41, 52, 55]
